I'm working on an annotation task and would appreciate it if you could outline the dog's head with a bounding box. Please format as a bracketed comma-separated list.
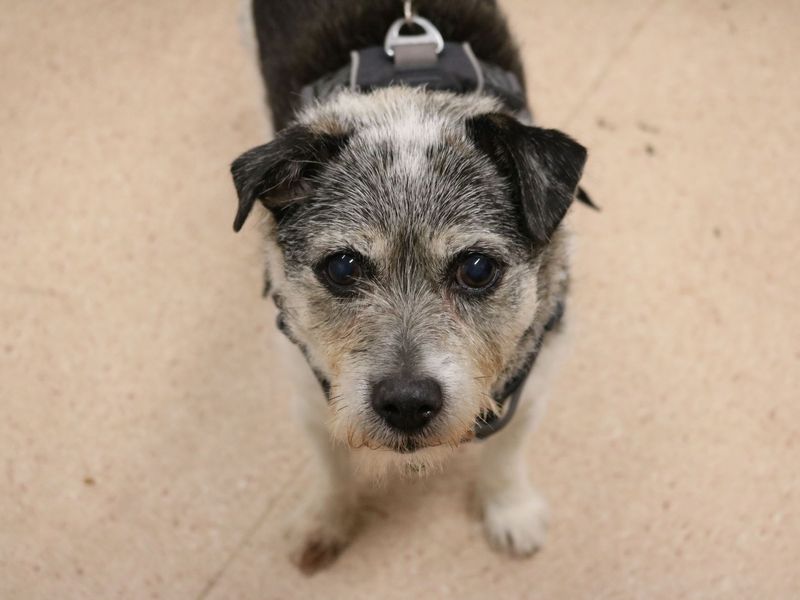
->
[231, 89, 586, 467]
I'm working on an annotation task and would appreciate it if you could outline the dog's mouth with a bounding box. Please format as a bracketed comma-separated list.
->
[342, 432, 473, 454]
[341, 424, 477, 453]
[383, 429, 477, 454]
[389, 438, 420, 454]
[389, 436, 428, 454]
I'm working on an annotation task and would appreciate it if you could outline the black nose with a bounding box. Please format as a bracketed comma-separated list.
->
[370, 376, 444, 433]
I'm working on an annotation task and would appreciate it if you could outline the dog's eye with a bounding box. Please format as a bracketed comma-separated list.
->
[456, 253, 500, 291]
[324, 253, 362, 289]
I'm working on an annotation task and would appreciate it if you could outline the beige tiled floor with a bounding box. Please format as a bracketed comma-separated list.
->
[2, 1, 799, 598]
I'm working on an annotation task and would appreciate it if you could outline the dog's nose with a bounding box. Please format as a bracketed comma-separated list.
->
[370, 376, 443, 432]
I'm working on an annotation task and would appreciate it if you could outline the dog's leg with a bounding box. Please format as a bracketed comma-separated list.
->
[478, 395, 548, 556]
[477, 330, 567, 556]
[289, 387, 359, 575]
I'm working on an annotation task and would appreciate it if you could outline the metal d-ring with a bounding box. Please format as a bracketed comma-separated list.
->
[403, 0, 413, 23]
[384, 14, 445, 58]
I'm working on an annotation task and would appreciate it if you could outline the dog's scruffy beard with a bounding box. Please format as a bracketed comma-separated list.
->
[348, 444, 465, 481]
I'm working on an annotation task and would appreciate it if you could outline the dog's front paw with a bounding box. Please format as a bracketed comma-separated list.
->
[482, 490, 548, 557]
[292, 532, 347, 575]
[289, 495, 358, 575]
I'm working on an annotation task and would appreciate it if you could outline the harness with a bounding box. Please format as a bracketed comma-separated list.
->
[300, 11, 529, 121]
[282, 3, 579, 441]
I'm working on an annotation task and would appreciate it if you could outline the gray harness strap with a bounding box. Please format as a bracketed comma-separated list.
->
[301, 41, 529, 118]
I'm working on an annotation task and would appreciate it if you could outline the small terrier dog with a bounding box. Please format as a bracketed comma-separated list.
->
[231, 0, 589, 573]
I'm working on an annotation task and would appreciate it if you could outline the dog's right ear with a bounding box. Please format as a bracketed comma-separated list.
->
[230, 125, 349, 232]
[465, 113, 587, 245]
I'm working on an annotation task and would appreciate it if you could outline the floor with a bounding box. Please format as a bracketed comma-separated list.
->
[2, 0, 798, 598]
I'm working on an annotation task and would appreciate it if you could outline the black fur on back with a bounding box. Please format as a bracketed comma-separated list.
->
[252, 0, 525, 131]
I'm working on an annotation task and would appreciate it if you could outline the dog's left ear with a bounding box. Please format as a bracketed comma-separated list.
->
[230, 125, 349, 231]
[466, 113, 587, 244]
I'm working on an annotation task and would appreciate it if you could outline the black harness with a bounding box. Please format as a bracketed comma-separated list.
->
[284, 11, 580, 441]
[301, 41, 529, 118]
[473, 300, 564, 439]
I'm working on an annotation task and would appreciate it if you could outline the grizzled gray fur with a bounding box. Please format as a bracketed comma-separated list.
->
[230, 0, 588, 575]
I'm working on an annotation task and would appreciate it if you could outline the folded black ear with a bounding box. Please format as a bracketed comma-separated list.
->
[465, 113, 587, 244]
[230, 125, 349, 232]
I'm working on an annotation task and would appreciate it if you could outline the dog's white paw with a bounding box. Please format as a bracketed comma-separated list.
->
[288, 495, 358, 575]
[482, 490, 548, 557]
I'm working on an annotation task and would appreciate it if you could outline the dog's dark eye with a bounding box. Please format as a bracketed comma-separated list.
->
[324, 253, 362, 289]
[456, 253, 499, 291]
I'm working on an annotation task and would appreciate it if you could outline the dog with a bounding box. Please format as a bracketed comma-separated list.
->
[230, 0, 590, 574]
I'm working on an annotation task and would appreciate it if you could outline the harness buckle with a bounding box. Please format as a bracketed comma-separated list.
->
[383, 15, 444, 67]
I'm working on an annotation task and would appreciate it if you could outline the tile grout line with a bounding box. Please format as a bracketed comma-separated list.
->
[563, 0, 668, 127]
[194, 460, 309, 600]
